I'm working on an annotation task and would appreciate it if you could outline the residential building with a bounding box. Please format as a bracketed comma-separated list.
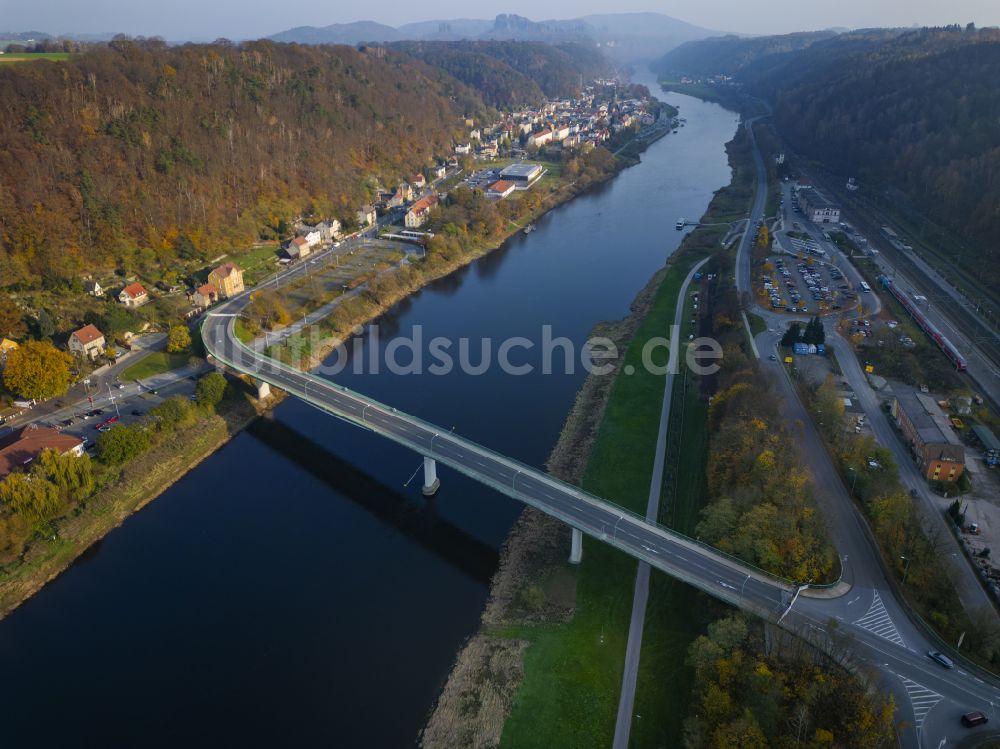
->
[83, 280, 104, 297]
[499, 163, 543, 188]
[432, 164, 447, 180]
[283, 235, 311, 260]
[298, 229, 322, 248]
[528, 129, 553, 147]
[486, 180, 516, 199]
[118, 282, 149, 308]
[405, 195, 439, 228]
[193, 283, 218, 307]
[891, 387, 966, 482]
[357, 205, 377, 228]
[207, 263, 244, 299]
[411, 174, 427, 190]
[469, 128, 481, 141]
[68, 324, 106, 360]
[798, 188, 841, 224]
[0, 424, 85, 478]
[455, 143, 471, 155]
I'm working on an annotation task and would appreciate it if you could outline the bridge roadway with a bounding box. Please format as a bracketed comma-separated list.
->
[202, 292, 794, 623]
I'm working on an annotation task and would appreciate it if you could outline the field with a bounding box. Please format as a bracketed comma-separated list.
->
[120, 351, 195, 381]
[0, 52, 71, 64]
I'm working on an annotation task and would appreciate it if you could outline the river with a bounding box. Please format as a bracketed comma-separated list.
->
[0, 83, 737, 747]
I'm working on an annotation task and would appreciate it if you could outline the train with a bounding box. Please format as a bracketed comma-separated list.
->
[878, 275, 967, 371]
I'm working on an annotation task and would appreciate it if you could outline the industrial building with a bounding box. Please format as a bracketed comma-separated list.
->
[498, 163, 544, 188]
[891, 387, 966, 482]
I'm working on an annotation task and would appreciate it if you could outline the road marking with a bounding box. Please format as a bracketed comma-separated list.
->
[899, 676, 942, 735]
[853, 591, 906, 647]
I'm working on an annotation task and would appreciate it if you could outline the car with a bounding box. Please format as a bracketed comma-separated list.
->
[97, 425, 112, 433]
[116, 383, 125, 390]
[131, 409, 142, 416]
[961, 711, 988, 727]
[769, 354, 777, 361]
[927, 650, 955, 669]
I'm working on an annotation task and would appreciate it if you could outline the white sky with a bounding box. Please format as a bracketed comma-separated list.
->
[4, 0, 999, 41]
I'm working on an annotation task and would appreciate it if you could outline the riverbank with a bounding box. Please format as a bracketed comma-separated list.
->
[0, 390, 267, 618]
[419, 122, 755, 747]
[0, 132, 662, 622]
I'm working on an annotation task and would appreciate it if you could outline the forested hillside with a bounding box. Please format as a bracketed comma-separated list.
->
[0, 40, 492, 289]
[395, 41, 610, 107]
[655, 26, 1000, 285]
[653, 31, 838, 79]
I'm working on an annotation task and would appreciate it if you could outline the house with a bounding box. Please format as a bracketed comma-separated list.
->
[118, 282, 149, 308]
[283, 236, 311, 260]
[83, 280, 104, 297]
[387, 183, 413, 208]
[68, 324, 106, 360]
[193, 283, 218, 307]
[528, 129, 553, 147]
[357, 205, 377, 228]
[432, 164, 447, 179]
[891, 387, 966, 482]
[410, 174, 427, 190]
[405, 195, 439, 229]
[469, 128, 481, 141]
[207, 263, 244, 299]
[486, 180, 516, 199]
[298, 229, 322, 248]
[552, 125, 571, 142]
[0, 424, 84, 478]
[455, 143, 471, 155]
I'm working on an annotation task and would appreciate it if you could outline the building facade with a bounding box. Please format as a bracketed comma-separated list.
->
[68, 324, 106, 360]
[891, 388, 966, 482]
[208, 263, 244, 299]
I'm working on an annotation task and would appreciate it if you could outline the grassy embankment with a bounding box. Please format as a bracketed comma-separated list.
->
[0, 52, 71, 64]
[495, 131, 755, 748]
[120, 351, 195, 381]
[0, 391, 260, 618]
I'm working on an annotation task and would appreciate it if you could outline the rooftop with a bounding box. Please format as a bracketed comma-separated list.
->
[71, 324, 104, 345]
[895, 387, 961, 447]
[500, 163, 543, 179]
[0, 424, 83, 478]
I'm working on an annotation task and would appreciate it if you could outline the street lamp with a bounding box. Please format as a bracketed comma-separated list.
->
[900, 555, 911, 585]
[847, 466, 858, 496]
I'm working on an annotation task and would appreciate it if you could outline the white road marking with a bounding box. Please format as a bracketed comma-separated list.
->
[853, 591, 906, 647]
[898, 676, 943, 735]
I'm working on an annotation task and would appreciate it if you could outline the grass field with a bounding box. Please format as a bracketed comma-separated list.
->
[0, 52, 70, 64]
[497, 251, 706, 749]
[120, 351, 193, 381]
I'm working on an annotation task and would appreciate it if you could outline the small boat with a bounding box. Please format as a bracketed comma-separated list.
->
[675, 218, 685, 230]
[523, 224, 536, 235]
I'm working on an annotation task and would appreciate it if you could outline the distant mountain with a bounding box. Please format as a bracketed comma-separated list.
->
[653, 31, 840, 79]
[268, 20, 404, 45]
[0, 31, 52, 42]
[268, 12, 721, 62]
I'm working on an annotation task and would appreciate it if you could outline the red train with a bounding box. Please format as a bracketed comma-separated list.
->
[879, 276, 967, 371]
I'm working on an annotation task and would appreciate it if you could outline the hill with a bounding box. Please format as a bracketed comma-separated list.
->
[655, 26, 1000, 288]
[267, 21, 404, 45]
[653, 31, 840, 79]
[395, 41, 610, 107]
[0, 39, 486, 289]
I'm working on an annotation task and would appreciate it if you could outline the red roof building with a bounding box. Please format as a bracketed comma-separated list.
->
[0, 424, 85, 478]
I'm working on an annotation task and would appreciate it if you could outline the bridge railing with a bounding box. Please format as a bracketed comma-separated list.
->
[203, 312, 801, 594]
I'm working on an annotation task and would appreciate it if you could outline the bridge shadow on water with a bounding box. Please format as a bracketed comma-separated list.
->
[245, 415, 499, 585]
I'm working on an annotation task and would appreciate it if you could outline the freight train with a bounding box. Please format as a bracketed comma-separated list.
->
[879, 275, 967, 371]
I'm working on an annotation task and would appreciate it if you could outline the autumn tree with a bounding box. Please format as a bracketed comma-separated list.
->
[0, 473, 63, 521]
[166, 324, 192, 353]
[0, 293, 26, 339]
[2, 340, 73, 399]
[244, 291, 290, 333]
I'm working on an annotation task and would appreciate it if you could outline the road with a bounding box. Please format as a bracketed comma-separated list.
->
[738, 118, 1000, 747]
[613, 257, 710, 749]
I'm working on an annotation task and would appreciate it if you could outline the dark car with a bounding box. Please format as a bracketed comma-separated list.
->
[769, 354, 777, 361]
[927, 650, 955, 669]
[962, 711, 988, 727]
[131, 409, 143, 416]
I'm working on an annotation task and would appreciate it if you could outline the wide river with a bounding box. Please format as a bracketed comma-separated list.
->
[0, 82, 736, 747]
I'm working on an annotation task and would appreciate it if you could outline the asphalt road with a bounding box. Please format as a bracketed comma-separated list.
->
[739, 118, 1000, 748]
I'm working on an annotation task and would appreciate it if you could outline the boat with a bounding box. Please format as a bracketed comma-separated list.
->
[523, 224, 536, 235]
[675, 218, 685, 230]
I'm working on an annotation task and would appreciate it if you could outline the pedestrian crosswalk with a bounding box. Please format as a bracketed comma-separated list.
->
[853, 591, 906, 647]
[898, 676, 942, 733]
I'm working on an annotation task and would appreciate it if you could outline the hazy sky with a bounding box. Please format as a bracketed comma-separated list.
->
[5, 0, 1000, 41]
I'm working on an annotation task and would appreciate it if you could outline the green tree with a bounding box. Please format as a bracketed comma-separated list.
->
[0, 293, 27, 339]
[148, 395, 198, 432]
[2, 340, 73, 399]
[166, 324, 192, 353]
[194, 372, 227, 410]
[96, 424, 150, 464]
[780, 322, 802, 347]
[35, 308, 56, 339]
[32, 448, 94, 502]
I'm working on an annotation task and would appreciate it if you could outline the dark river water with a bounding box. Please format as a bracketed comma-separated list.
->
[0, 82, 736, 748]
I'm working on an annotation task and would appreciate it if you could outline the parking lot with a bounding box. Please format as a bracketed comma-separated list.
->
[761, 253, 857, 314]
[461, 166, 504, 191]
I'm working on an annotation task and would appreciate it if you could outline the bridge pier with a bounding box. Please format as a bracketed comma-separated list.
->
[256, 380, 271, 400]
[569, 527, 583, 564]
[422, 456, 440, 496]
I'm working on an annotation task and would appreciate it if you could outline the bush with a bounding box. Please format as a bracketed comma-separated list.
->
[194, 372, 227, 410]
[96, 424, 150, 464]
[148, 395, 198, 432]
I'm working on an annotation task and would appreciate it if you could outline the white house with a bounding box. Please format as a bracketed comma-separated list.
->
[357, 205, 377, 228]
[405, 195, 439, 228]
